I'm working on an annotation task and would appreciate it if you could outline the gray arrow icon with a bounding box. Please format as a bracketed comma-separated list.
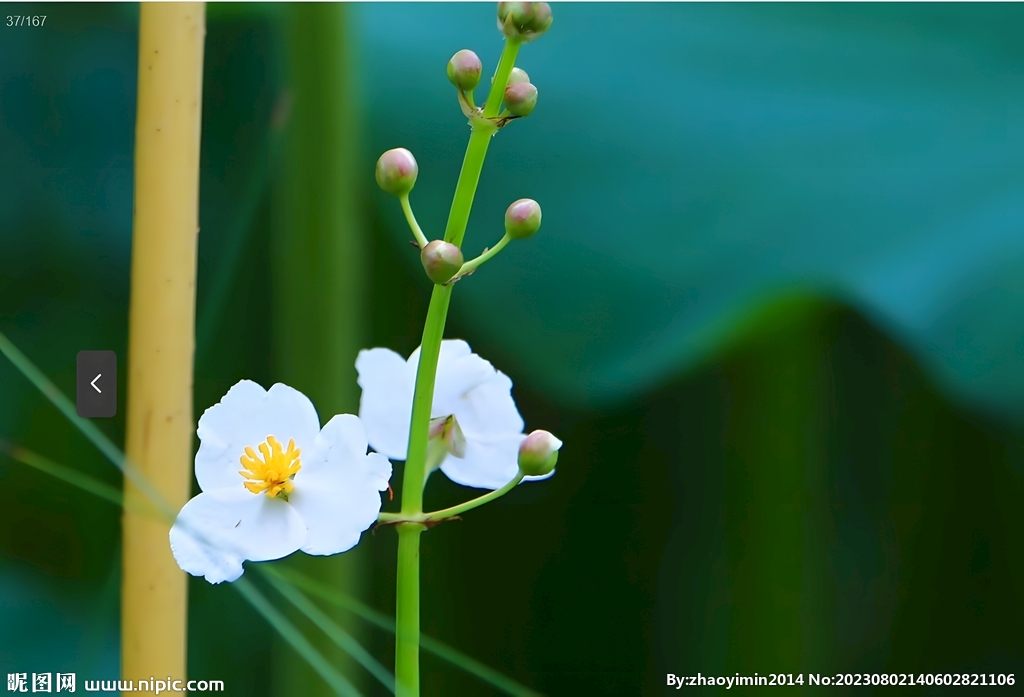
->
[77, 351, 117, 418]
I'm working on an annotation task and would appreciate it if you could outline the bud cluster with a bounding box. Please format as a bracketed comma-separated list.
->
[375, 2, 553, 288]
[497, 2, 553, 42]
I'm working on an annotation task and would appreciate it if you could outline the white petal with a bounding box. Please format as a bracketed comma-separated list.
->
[440, 432, 525, 490]
[304, 413, 372, 471]
[305, 414, 394, 492]
[169, 489, 306, 583]
[427, 338, 473, 361]
[291, 415, 392, 555]
[451, 373, 525, 440]
[195, 381, 321, 493]
[356, 348, 414, 460]
[432, 341, 501, 417]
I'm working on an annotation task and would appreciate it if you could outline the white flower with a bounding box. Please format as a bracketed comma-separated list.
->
[356, 339, 552, 490]
[169, 380, 392, 584]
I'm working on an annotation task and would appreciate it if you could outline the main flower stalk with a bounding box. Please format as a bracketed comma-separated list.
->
[394, 36, 522, 697]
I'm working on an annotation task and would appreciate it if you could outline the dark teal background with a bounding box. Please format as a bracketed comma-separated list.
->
[1, 3, 1022, 695]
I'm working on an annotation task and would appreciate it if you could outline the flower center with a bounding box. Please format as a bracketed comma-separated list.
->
[238, 435, 302, 500]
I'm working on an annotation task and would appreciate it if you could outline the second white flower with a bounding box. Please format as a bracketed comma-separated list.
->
[356, 339, 547, 490]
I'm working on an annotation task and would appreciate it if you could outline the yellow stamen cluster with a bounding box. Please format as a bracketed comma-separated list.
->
[239, 435, 302, 499]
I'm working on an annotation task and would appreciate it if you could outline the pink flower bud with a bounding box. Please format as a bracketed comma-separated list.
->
[503, 81, 537, 117]
[420, 240, 464, 284]
[497, 2, 553, 42]
[518, 430, 561, 476]
[507, 67, 531, 85]
[375, 148, 418, 197]
[504, 198, 542, 239]
[447, 49, 483, 91]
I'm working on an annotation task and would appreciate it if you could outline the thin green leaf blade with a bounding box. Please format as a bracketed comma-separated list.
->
[234, 577, 362, 697]
[263, 566, 543, 697]
[0, 439, 124, 508]
[263, 570, 396, 693]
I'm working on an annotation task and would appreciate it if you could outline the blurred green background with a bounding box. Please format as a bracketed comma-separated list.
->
[2, 2, 1023, 695]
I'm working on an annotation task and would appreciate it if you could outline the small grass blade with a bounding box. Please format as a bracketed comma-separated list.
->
[0, 330, 176, 521]
[262, 569, 396, 693]
[262, 566, 543, 697]
[0, 438, 124, 507]
[234, 577, 362, 697]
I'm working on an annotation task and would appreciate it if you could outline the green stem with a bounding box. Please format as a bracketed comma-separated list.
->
[457, 89, 477, 116]
[442, 39, 520, 248]
[442, 129, 490, 249]
[393, 35, 522, 697]
[427, 470, 523, 519]
[400, 194, 429, 249]
[400, 286, 452, 515]
[395, 523, 424, 697]
[484, 40, 521, 117]
[452, 233, 511, 281]
[380, 471, 525, 524]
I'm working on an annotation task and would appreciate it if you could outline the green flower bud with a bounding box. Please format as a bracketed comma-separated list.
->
[503, 81, 537, 117]
[507, 67, 531, 85]
[375, 148, 418, 197]
[447, 49, 483, 91]
[497, 2, 553, 42]
[504, 198, 542, 239]
[420, 240, 464, 284]
[428, 414, 467, 459]
[518, 430, 561, 477]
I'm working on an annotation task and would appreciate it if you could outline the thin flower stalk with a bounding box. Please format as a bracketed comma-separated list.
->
[379, 470, 525, 525]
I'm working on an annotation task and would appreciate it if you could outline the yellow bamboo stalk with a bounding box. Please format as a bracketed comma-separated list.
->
[122, 3, 205, 685]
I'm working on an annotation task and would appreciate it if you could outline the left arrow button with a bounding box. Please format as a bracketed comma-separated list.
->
[77, 351, 117, 418]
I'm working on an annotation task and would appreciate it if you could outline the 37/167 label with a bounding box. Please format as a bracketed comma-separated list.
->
[666, 673, 1016, 689]
[6, 15, 47, 26]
